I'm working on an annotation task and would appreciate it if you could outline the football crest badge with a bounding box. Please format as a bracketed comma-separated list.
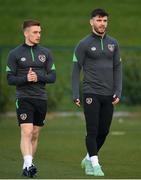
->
[20, 113, 27, 120]
[38, 54, 46, 62]
[108, 44, 115, 52]
[86, 98, 93, 104]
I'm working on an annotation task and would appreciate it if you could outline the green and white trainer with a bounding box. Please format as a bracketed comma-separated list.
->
[93, 165, 104, 176]
[81, 158, 94, 175]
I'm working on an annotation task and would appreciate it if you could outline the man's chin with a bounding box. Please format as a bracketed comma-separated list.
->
[97, 30, 105, 34]
[34, 41, 40, 44]
[93, 28, 106, 36]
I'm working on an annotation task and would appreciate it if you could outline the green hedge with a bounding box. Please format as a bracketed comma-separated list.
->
[122, 50, 141, 105]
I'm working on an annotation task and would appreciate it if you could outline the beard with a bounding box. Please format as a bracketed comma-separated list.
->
[93, 26, 106, 35]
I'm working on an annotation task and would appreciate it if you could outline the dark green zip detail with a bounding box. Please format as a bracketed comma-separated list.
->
[100, 38, 104, 51]
[30, 47, 35, 61]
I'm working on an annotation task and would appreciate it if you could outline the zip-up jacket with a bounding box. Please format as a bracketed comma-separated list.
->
[6, 43, 56, 100]
[72, 33, 122, 100]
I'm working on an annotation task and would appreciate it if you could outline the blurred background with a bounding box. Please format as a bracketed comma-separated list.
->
[0, 0, 141, 112]
[0, 0, 141, 179]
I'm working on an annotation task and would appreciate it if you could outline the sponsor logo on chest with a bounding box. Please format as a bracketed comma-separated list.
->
[20, 57, 26, 62]
[91, 46, 96, 51]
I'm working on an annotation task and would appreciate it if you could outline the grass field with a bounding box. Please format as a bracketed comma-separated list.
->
[0, 112, 141, 179]
[1, 0, 141, 112]
[1, 0, 141, 46]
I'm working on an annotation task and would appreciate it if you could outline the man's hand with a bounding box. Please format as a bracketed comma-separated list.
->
[27, 67, 37, 82]
[112, 94, 120, 105]
[74, 98, 81, 107]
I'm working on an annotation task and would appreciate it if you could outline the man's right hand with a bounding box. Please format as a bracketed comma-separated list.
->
[27, 67, 37, 82]
[74, 98, 81, 107]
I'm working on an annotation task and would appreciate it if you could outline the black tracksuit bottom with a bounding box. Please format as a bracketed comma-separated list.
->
[83, 93, 114, 157]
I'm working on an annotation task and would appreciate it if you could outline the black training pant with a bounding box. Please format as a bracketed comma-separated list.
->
[83, 93, 114, 157]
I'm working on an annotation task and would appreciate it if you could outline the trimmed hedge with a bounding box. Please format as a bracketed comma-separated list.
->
[122, 51, 141, 105]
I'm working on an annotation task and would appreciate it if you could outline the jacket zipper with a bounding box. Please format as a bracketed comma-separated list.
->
[30, 47, 35, 61]
[100, 38, 104, 51]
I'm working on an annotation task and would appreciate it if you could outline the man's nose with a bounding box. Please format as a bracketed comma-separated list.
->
[101, 21, 105, 25]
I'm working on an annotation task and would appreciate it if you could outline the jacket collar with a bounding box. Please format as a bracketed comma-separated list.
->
[23, 43, 38, 48]
[91, 32, 106, 39]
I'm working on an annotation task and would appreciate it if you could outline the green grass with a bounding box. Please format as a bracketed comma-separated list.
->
[1, 0, 141, 112]
[0, 113, 141, 179]
[0, 0, 141, 46]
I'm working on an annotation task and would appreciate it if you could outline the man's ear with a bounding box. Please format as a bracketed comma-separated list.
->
[23, 28, 29, 38]
[24, 30, 27, 38]
[90, 19, 94, 26]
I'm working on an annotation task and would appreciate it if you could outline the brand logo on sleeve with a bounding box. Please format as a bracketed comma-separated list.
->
[38, 54, 46, 62]
[86, 98, 93, 104]
[108, 44, 115, 52]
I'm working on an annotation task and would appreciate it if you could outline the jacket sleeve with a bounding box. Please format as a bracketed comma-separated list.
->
[6, 51, 27, 86]
[113, 41, 122, 98]
[71, 41, 86, 100]
[37, 50, 56, 84]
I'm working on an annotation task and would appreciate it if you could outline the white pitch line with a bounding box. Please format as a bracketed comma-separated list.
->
[111, 131, 126, 136]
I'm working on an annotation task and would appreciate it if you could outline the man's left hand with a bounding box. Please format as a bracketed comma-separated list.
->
[112, 94, 120, 105]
